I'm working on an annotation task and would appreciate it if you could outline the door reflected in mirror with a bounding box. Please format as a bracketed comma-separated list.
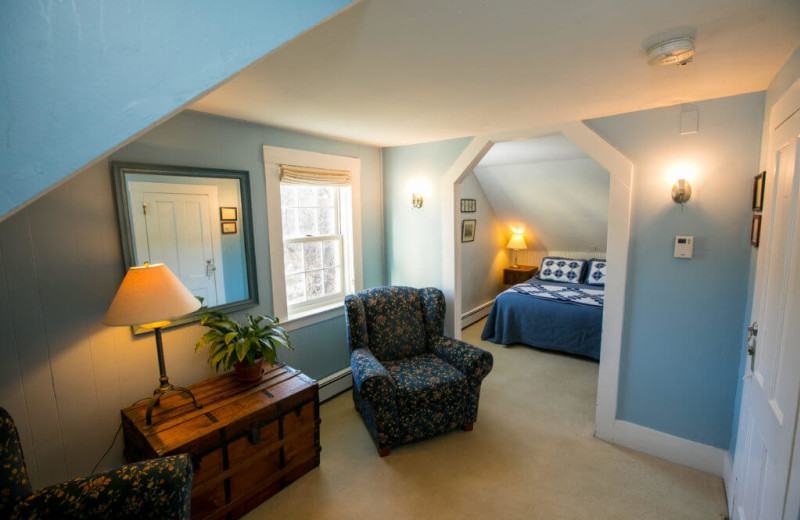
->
[113, 162, 258, 329]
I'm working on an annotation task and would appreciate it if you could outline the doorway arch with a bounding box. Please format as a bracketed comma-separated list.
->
[440, 121, 633, 440]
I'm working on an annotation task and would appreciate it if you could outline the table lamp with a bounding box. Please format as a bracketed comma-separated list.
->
[507, 233, 527, 269]
[104, 263, 203, 425]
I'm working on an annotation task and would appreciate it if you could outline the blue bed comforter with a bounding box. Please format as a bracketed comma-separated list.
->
[481, 276, 603, 360]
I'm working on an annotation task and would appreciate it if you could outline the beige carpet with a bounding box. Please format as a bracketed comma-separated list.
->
[246, 318, 728, 519]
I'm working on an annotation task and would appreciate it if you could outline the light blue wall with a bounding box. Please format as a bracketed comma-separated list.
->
[383, 137, 472, 288]
[113, 110, 385, 379]
[729, 45, 800, 454]
[585, 92, 764, 449]
[383, 93, 764, 449]
[0, 0, 353, 219]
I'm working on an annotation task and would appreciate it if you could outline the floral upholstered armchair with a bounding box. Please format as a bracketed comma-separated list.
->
[0, 407, 193, 519]
[345, 286, 493, 456]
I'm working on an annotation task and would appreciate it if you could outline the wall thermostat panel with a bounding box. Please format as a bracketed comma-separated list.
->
[674, 236, 694, 258]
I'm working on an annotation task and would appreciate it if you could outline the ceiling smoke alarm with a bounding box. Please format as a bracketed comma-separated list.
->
[647, 37, 695, 66]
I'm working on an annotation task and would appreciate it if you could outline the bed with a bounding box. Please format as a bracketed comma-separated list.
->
[481, 257, 605, 360]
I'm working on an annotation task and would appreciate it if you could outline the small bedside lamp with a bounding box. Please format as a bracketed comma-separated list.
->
[104, 263, 203, 425]
[506, 233, 527, 269]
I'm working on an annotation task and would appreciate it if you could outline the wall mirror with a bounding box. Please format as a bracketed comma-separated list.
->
[112, 162, 258, 330]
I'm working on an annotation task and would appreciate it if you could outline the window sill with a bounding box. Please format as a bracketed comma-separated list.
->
[282, 302, 344, 332]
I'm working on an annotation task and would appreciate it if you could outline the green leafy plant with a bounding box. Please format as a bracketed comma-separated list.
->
[195, 311, 293, 372]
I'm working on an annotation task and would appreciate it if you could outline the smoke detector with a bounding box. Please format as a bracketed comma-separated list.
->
[647, 37, 695, 66]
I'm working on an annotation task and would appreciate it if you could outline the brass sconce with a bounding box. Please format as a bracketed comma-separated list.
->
[412, 193, 423, 209]
[671, 179, 692, 204]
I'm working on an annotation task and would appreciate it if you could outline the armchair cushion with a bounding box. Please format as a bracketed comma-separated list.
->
[11, 455, 193, 520]
[360, 287, 428, 361]
[383, 354, 468, 410]
[432, 337, 493, 383]
[1, 408, 31, 518]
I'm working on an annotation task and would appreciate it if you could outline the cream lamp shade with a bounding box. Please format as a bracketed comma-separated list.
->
[104, 263, 201, 327]
[506, 234, 527, 250]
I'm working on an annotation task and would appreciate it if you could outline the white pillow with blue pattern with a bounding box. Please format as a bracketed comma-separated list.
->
[538, 257, 586, 284]
[585, 258, 607, 286]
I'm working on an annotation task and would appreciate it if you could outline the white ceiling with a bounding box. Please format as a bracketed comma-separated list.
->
[191, 0, 800, 147]
[478, 134, 589, 167]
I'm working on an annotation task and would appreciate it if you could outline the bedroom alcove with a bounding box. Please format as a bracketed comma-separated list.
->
[442, 122, 633, 442]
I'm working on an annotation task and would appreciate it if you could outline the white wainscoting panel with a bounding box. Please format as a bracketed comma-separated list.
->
[517, 249, 606, 269]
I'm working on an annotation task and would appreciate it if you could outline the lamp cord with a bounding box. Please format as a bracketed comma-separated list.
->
[91, 397, 150, 475]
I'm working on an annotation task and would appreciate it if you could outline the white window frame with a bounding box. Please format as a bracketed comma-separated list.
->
[263, 146, 363, 331]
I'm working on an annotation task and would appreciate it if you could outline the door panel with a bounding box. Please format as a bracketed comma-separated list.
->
[733, 96, 800, 519]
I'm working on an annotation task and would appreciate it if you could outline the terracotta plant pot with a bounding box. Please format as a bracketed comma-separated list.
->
[234, 359, 264, 383]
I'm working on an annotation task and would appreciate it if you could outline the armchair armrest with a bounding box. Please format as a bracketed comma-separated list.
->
[351, 348, 396, 405]
[12, 454, 192, 520]
[432, 337, 493, 384]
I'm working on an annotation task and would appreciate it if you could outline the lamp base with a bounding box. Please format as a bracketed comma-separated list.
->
[145, 384, 202, 426]
[512, 249, 520, 269]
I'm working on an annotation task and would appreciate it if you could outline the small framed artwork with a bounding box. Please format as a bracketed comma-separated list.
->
[461, 219, 476, 243]
[752, 172, 766, 212]
[460, 199, 476, 213]
[220, 207, 238, 221]
[221, 221, 238, 234]
[751, 214, 761, 247]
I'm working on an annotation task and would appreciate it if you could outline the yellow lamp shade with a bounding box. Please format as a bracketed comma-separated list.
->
[104, 263, 201, 327]
[506, 234, 527, 250]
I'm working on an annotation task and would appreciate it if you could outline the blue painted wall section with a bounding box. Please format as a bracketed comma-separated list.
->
[382, 137, 472, 288]
[586, 92, 764, 449]
[0, 0, 354, 219]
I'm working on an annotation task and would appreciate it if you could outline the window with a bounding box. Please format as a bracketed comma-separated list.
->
[263, 146, 362, 328]
[280, 184, 348, 313]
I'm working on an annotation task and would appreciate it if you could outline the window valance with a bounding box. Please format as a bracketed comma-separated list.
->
[279, 164, 351, 186]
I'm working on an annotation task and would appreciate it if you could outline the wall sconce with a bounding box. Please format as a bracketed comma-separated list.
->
[412, 193, 423, 209]
[671, 178, 692, 204]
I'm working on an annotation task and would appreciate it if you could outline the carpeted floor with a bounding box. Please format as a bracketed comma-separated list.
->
[246, 318, 728, 519]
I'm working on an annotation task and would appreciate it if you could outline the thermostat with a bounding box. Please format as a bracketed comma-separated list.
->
[674, 236, 694, 259]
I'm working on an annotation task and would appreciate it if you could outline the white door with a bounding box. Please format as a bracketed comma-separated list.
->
[128, 182, 226, 307]
[732, 86, 800, 519]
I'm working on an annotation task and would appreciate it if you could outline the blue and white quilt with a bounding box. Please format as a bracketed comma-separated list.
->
[510, 282, 604, 308]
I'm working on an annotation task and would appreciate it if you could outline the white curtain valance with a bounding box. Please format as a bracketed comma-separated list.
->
[279, 164, 351, 186]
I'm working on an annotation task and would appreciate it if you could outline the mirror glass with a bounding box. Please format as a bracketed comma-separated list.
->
[113, 162, 258, 325]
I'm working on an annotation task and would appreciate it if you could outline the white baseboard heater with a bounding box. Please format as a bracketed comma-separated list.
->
[318, 367, 352, 402]
[461, 299, 494, 329]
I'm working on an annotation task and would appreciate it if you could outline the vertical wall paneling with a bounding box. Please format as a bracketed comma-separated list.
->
[0, 248, 37, 480]
[0, 212, 68, 487]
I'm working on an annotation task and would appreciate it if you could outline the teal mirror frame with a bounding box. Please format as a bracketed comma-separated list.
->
[112, 161, 259, 331]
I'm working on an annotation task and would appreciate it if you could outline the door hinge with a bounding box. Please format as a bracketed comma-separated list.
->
[142, 202, 148, 215]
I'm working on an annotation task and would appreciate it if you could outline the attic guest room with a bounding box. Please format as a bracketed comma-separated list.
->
[1, 2, 800, 520]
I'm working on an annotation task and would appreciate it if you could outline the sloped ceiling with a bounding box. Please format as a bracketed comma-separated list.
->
[191, 0, 800, 146]
[474, 135, 610, 252]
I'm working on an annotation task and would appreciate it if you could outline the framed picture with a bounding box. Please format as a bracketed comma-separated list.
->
[461, 219, 476, 242]
[221, 221, 238, 234]
[460, 199, 476, 213]
[220, 206, 238, 221]
[752, 172, 766, 212]
[751, 214, 761, 247]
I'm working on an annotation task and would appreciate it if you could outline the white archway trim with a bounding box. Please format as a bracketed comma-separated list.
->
[440, 121, 633, 441]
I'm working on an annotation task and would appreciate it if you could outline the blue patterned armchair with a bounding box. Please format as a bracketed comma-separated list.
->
[345, 286, 493, 456]
[1, 407, 193, 519]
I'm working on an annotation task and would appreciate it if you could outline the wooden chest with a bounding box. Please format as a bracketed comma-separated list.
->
[121, 364, 320, 520]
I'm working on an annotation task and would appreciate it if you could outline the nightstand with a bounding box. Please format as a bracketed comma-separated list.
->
[503, 265, 538, 285]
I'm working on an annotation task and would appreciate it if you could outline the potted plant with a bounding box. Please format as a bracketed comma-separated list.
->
[195, 311, 293, 383]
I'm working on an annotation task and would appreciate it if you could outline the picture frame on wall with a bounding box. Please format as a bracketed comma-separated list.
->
[460, 199, 476, 213]
[752, 172, 766, 212]
[461, 219, 476, 243]
[220, 207, 238, 221]
[751, 214, 761, 247]
[222, 221, 238, 234]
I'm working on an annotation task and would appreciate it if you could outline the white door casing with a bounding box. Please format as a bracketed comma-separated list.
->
[732, 79, 800, 520]
[128, 181, 226, 307]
